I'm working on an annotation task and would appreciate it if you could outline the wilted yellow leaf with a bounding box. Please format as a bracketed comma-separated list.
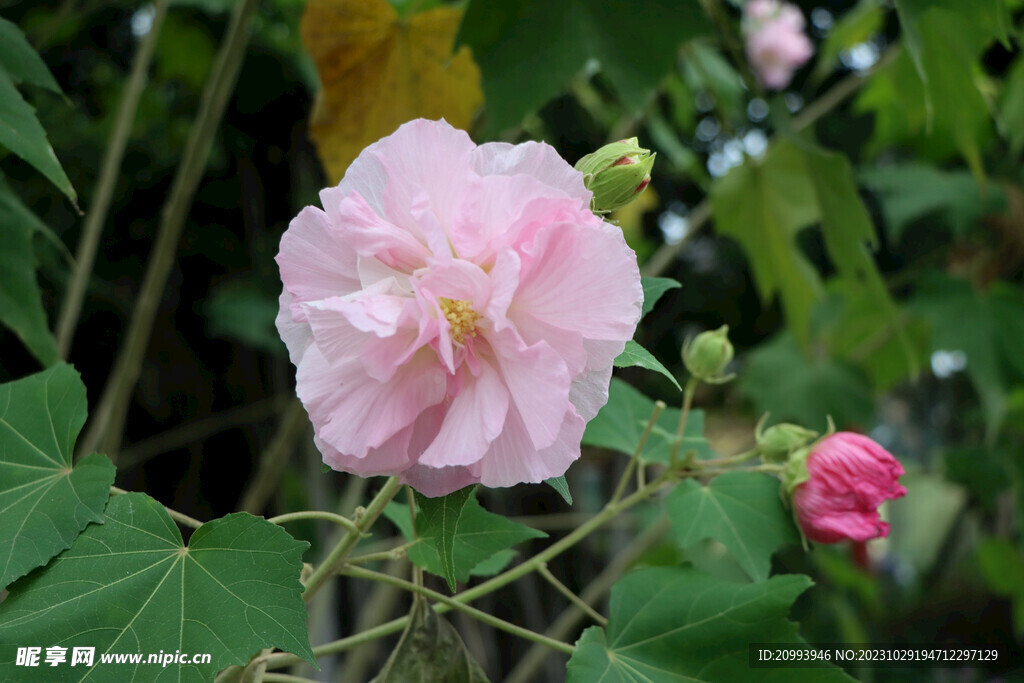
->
[302, 0, 483, 182]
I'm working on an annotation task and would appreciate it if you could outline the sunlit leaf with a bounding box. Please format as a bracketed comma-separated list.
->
[0, 493, 317, 679]
[302, 0, 482, 181]
[614, 340, 681, 391]
[666, 472, 799, 582]
[0, 364, 114, 589]
[566, 567, 854, 682]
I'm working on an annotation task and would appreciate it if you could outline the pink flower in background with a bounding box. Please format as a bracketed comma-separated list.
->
[276, 119, 642, 497]
[792, 433, 907, 543]
[743, 0, 814, 90]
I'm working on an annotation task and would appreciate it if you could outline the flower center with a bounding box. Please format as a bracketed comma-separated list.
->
[439, 297, 480, 345]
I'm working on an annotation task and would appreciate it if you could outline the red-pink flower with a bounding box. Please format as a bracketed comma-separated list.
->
[743, 0, 814, 90]
[276, 119, 642, 496]
[792, 433, 907, 543]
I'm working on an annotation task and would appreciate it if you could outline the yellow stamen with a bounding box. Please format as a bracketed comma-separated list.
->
[439, 297, 481, 345]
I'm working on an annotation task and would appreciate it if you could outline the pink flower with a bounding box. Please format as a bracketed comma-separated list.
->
[276, 119, 642, 497]
[792, 433, 907, 544]
[743, 0, 814, 90]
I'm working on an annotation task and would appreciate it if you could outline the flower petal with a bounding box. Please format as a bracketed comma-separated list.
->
[477, 403, 584, 487]
[276, 206, 360, 320]
[419, 362, 509, 467]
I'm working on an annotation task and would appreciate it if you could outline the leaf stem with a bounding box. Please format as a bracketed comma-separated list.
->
[610, 400, 665, 504]
[267, 510, 360, 535]
[302, 476, 402, 600]
[669, 377, 699, 462]
[110, 486, 202, 529]
[697, 448, 760, 468]
[537, 563, 607, 627]
[345, 541, 418, 566]
[341, 565, 576, 655]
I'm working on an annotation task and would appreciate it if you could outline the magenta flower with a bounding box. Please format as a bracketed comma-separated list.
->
[743, 0, 814, 90]
[791, 433, 907, 544]
[276, 119, 642, 497]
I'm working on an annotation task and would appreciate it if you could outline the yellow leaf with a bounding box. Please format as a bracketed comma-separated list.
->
[302, 0, 483, 182]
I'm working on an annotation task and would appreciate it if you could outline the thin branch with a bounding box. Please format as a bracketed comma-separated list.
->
[78, 0, 260, 462]
[340, 565, 576, 656]
[610, 400, 665, 504]
[56, 0, 170, 357]
[266, 511, 361, 535]
[537, 563, 607, 627]
[239, 399, 309, 514]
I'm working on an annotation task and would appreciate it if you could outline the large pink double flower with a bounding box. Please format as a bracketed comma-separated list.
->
[276, 119, 642, 496]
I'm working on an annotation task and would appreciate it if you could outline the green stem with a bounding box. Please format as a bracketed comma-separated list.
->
[610, 400, 665, 504]
[261, 674, 322, 683]
[537, 563, 607, 627]
[55, 0, 169, 358]
[346, 541, 419, 566]
[78, 0, 259, 461]
[670, 377, 699, 462]
[267, 511, 360, 535]
[697, 448, 760, 468]
[341, 565, 576, 656]
[302, 477, 402, 600]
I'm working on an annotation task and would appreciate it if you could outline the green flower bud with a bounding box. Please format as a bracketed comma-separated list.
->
[755, 418, 818, 464]
[575, 137, 655, 213]
[682, 325, 734, 383]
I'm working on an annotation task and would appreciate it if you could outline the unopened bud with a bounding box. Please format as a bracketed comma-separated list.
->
[682, 325, 734, 383]
[575, 137, 655, 213]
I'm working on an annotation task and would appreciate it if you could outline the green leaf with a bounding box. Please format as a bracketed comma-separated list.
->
[204, 280, 283, 354]
[468, 548, 516, 577]
[943, 445, 1010, 512]
[566, 567, 854, 682]
[666, 472, 799, 582]
[458, 0, 711, 135]
[0, 17, 63, 93]
[0, 70, 76, 203]
[415, 486, 475, 592]
[812, 0, 884, 83]
[0, 493, 317, 679]
[859, 163, 1004, 243]
[583, 378, 714, 463]
[711, 140, 822, 345]
[0, 364, 114, 589]
[739, 331, 875, 432]
[641, 276, 681, 317]
[545, 475, 572, 505]
[0, 179, 59, 366]
[408, 490, 546, 591]
[371, 596, 490, 682]
[909, 272, 1019, 438]
[614, 340, 681, 391]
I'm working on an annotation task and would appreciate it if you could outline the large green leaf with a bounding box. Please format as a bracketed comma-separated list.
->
[397, 490, 546, 591]
[0, 69, 76, 203]
[711, 140, 822, 345]
[0, 178, 59, 366]
[666, 472, 799, 582]
[566, 567, 854, 682]
[0, 17, 63, 93]
[613, 340, 681, 391]
[458, 0, 711, 135]
[909, 272, 1024, 438]
[738, 332, 875, 432]
[370, 596, 490, 682]
[583, 377, 713, 463]
[0, 364, 114, 589]
[0, 493, 316, 681]
[859, 163, 1004, 243]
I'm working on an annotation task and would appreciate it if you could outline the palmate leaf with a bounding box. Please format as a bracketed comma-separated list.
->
[385, 489, 546, 591]
[666, 472, 800, 582]
[566, 567, 855, 682]
[458, 0, 711, 136]
[0, 493, 316, 681]
[0, 364, 114, 590]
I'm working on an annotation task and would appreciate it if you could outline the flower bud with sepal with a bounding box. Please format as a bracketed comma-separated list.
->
[682, 325, 735, 384]
[755, 415, 818, 464]
[575, 137, 655, 213]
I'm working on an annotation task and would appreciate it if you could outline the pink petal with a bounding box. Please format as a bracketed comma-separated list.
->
[471, 139, 589, 201]
[276, 206, 360, 320]
[297, 345, 445, 457]
[276, 289, 313, 366]
[476, 403, 585, 487]
[419, 362, 510, 467]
